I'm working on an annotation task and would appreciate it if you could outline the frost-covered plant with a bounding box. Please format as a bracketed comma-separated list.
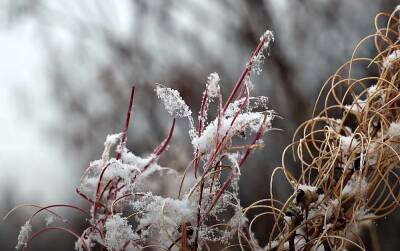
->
[244, 7, 400, 251]
[9, 7, 400, 251]
[7, 29, 275, 250]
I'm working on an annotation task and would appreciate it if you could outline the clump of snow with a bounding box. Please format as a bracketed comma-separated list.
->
[192, 112, 271, 154]
[342, 176, 368, 197]
[344, 100, 366, 115]
[226, 206, 247, 230]
[207, 72, 220, 98]
[104, 214, 137, 251]
[224, 98, 247, 117]
[382, 50, 400, 69]
[78, 146, 170, 200]
[127, 193, 198, 245]
[155, 85, 192, 118]
[101, 133, 123, 163]
[16, 220, 32, 249]
[45, 215, 54, 226]
[340, 135, 359, 154]
[139, 195, 196, 227]
[367, 85, 378, 97]
[105, 133, 122, 146]
[387, 122, 400, 138]
[297, 184, 318, 193]
[344, 85, 383, 116]
[74, 234, 93, 251]
[260, 30, 274, 43]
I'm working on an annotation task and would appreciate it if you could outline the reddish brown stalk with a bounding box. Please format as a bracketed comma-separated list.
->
[238, 113, 269, 166]
[88, 86, 137, 221]
[193, 180, 205, 251]
[25, 227, 90, 251]
[168, 236, 182, 250]
[116, 85, 136, 160]
[96, 163, 112, 196]
[201, 113, 269, 222]
[144, 118, 176, 166]
[98, 179, 114, 202]
[76, 188, 108, 213]
[222, 36, 268, 113]
[209, 93, 224, 194]
[180, 222, 189, 251]
[30, 204, 90, 220]
[93, 162, 113, 218]
[202, 92, 249, 176]
[194, 91, 209, 177]
[194, 87, 250, 250]
[135, 118, 176, 175]
[112, 119, 176, 195]
[76, 188, 95, 205]
[209, 160, 223, 194]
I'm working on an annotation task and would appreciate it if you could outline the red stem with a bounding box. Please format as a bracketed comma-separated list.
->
[25, 227, 90, 251]
[222, 36, 267, 113]
[116, 85, 136, 160]
[201, 113, 269, 222]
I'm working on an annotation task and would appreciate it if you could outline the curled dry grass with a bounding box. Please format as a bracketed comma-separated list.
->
[244, 8, 400, 251]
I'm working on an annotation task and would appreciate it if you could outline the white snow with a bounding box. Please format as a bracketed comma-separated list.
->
[297, 184, 318, 193]
[344, 100, 366, 115]
[387, 122, 400, 138]
[45, 215, 55, 226]
[382, 50, 400, 69]
[342, 176, 368, 197]
[260, 30, 275, 43]
[192, 112, 271, 154]
[206, 72, 220, 98]
[139, 195, 197, 227]
[367, 85, 378, 97]
[155, 85, 192, 118]
[249, 30, 274, 75]
[340, 135, 359, 154]
[105, 133, 122, 146]
[16, 220, 32, 249]
[104, 214, 137, 251]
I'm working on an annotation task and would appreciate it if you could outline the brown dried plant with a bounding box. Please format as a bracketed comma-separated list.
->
[243, 8, 400, 251]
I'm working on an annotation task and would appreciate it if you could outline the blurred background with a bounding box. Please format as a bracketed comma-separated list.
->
[0, 0, 398, 250]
